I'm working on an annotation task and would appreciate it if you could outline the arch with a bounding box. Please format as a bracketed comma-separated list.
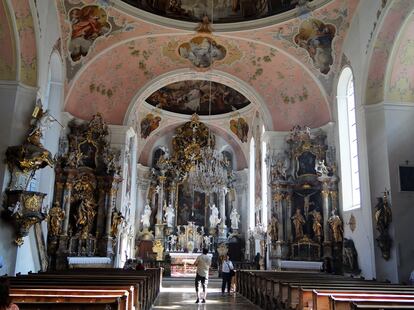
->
[365, 0, 414, 105]
[385, 12, 414, 103]
[138, 122, 248, 170]
[0, 0, 17, 81]
[124, 68, 272, 131]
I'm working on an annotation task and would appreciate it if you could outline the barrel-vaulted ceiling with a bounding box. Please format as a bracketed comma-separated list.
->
[58, 0, 358, 134]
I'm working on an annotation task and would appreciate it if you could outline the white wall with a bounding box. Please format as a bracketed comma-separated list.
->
[0, 0, 61, 275]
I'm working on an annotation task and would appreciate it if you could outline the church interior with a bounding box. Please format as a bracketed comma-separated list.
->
[1, 0, 414, 309]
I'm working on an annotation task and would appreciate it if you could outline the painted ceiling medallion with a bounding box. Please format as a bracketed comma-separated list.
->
[179, 36, 226, 68]
[146, 80, 250, 116]
[230, 117, 249, 143]
[294, 18, 336, 74]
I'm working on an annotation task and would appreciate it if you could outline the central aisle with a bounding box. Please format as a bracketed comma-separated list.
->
[151, 277, 262, 309]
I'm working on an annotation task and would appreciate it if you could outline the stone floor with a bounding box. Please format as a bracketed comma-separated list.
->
[151, 277, 262, 309]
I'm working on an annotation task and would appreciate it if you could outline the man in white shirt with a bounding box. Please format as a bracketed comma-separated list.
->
[194, 248, 212, 303]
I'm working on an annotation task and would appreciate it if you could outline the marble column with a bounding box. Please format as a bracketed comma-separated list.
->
[218, 187, 228, 241]
[286, 193, 293, 242]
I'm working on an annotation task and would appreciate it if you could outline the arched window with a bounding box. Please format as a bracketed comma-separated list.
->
[337, 67, 360, 210]
[249, 137, 255, 229]
[261, 125, 267, 226]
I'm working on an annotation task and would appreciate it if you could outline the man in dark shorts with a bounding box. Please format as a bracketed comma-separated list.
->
[194, 248, 212, 303]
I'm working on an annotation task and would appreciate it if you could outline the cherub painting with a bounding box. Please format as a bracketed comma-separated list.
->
[68, 5, 111, 62]
[140, 113, 161, 139]
[179, 36, 226, 68]
[294, 18, 336, 74]
[230, 117, 249, 143]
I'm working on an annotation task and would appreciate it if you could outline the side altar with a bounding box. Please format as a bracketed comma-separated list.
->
[266, 126, 344, 272]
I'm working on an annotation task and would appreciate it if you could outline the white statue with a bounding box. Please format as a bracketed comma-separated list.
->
[230, 208, 240, 229]
[164, 204, 175, 228]
[203, 235, 211, 249]
[141, 204, 152, 229]
[315, 159, 329, 177]
[30, 109, 56, 136]
[169, 235, 177, 251]
[209, 204, 221, 228]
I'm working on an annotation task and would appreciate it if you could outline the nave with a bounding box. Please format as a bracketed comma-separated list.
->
[152, 278, 261, 310]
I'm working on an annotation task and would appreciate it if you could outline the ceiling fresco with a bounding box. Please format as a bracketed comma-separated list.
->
[121, 0, 315, 24]
[146, 80, 251, 115]
[57, 0, 359, 136]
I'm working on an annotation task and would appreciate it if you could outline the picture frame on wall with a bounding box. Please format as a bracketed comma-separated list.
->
[399, 165, 414, 192]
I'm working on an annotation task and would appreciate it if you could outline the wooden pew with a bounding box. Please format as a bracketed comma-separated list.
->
[9, 268, 161, 310]
[11, 287, 130, 310]
[309, 287, 414, 310]
[330, 295, 414, 310]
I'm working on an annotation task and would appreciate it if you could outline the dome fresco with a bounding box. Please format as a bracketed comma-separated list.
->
[146, 80, 251, 115]
[121, 0, 315, 24]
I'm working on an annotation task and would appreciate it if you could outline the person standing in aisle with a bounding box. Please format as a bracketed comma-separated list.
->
[221, 255, 234, 296]
[194, 248, 212, 303]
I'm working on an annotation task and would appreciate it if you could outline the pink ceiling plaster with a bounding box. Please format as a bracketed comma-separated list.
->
[366, 0, 414, 104]
[65, 34, 329, 130]
[0, 1, 16, 80]
[387, 14, 414, 102]
[228, 0, 358, 93]
[10, 0, 37, 86]
[138, 123, 247, 170]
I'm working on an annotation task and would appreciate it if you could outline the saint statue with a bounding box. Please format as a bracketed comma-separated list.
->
[164, 203, 175, 228]
[209, 204, 221, 228]
[48, 203, 65, 237]
[328, 209, 343, 242]
[291, 208, 305, 240]
[311, 210, 323, 241]
[267, 214, 279, 243]
[230, 208, 240, 229]
[141, 204, 152, 229]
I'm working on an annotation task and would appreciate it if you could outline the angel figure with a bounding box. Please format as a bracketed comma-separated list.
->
[164, 204, 175, 228]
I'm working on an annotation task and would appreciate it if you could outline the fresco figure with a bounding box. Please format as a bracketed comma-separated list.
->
[179, 36, 226, 68]
[140, 113, 161, 139]
[230, 117, 249, 143]
[68, 5, 110, 62]
[294, 18, 336, 74]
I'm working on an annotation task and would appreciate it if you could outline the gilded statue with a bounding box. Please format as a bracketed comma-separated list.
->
[111, 210, 124, 237]
[267, 214, 279, 243]
[374, 192, 392, 260]
[48, 203, 65, 237]
[374, 194, 392, 235]
[311, 210, 323, 241]
[291, 208, 305, 240]
[328, 209, 343, 242]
